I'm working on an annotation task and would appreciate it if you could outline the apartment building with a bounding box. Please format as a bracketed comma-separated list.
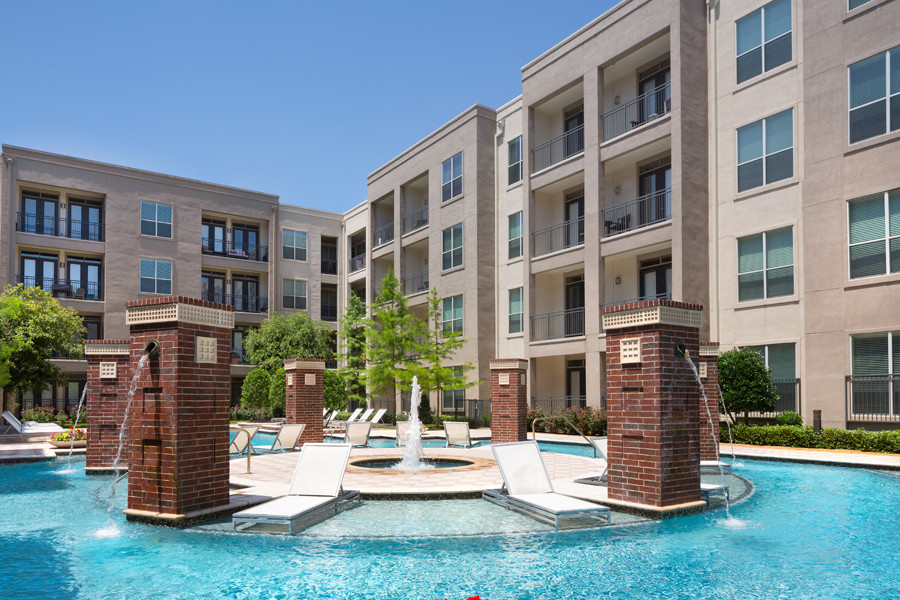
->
[2, 0, 898, 428]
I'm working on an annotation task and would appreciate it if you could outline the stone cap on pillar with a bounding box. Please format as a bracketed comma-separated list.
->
[125, 296, 235, 329]
[284, 359, 325, 370]
[84, 340, 130, 356]
[601, 299, 703, 331]
[490, 359, 527, 371]
[699, 342, 720, 356]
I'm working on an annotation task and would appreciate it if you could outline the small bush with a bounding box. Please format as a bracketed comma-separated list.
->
[479, 414, 491, 428]
[241, 369, 272, 409]
[527, 407, 606, 437]
[723, 424, 900, 454]
[230, 406, 273, 422]
[775, 411, 804, 426]
[434, 414, 474, 427]
[21, 407, 57, 423]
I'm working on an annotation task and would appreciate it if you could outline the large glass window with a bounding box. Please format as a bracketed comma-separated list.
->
[68, 198, 103, 241]
[202, 219, 226, 254]
[851, 332, 899, 416]
[849, 0, 873, 8]
[283, 279, 307, 310]
[508, 136, 522, 185]
[441, 152, 463, 202]
[233, 275, 260, 312]
[442, 295, 463, 334]
[737, 108, 793, 192]
[442, 367, 466, 412]
[848, 189, 900, 278]
[848, 46, 900, 144]
[20, 191, 58, 236]
[509, 287, 523, 334]
[140, 201, 172, 238]
[140, 258, 172, 294]
[508, 212, 523, 259]
[67, 257, 102, 300]
[737, 227, 794, 301]
[736, 0, 792, 84]
[283, 229, 308, 261]
[20, 252, 58, 293]
[442, 223, 463, 270]
[201, 271, 226, 304]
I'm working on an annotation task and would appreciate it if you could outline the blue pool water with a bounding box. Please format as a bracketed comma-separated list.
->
[2, 451, 899, 599]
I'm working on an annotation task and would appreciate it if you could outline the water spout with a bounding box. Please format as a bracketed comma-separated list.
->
[395, 376, 431, 470]
[106, 353, 149, 514]
[143, 340, 160, 358]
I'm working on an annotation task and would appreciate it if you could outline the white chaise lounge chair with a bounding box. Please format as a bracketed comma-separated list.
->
[2, 410, 64, 435]
[345, 421, 372, 447]
[368, 408, 387, 425]
[323, 410, 338, 428]
[395, 421, 423, 446]
[232, 443, 360, 534]
[344, 408, 363, 424]
[484, 440, 611, 530]
[266, 423, 306, 452]
[357, 408, 374, 423]
[229, 425, 259, 454]
[444, 421, 481, 448]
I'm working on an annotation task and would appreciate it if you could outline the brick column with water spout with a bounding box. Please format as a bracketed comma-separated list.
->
[84, 340, 132, 472]
[284, 359, 324, 446]
[602, 300, 706, 512]
[122, 296, 235, 526]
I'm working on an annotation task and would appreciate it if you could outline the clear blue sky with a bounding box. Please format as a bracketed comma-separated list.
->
[1, 1, 616, 213]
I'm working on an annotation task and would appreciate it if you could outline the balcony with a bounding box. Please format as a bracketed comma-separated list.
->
[373, 222, 394, 248]
[403, 270, 429, 296]
[16, 213, 104, 242]
[601, 82, 671, 141]
[18, 275, 103, 300]
[402, 205, 429, 234]
[321, 304, 338, 322]
[530, 307, 585, 341]
[321, 259, 338, 275]
[349, 253, 366, 273]
[846, 375, 900, 423]
[202, 293, 268, 312]
[602, 188, 671, 237]
[532, 124, 585, 172]
[532, 216, 584, 257]
[201, 238, 268, 262]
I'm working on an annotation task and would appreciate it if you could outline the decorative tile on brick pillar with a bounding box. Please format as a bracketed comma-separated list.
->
[698, 342, 721, 461]
[284, 359, 324, 447]
[84, 340, 131, 473]
[490, 359, 527, 443]
[122, 296, 235, 526]
[602, 300, 704, 510]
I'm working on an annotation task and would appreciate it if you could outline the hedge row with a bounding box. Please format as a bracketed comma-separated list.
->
[722, 424, 900, 454]
[527, 407, 607, 437]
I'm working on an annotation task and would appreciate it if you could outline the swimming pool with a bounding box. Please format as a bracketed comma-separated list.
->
[1, 451, 898, 599]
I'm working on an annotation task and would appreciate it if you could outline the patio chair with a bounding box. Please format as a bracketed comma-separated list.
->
[483, 440, 611, 530]
[368, 408, 387, 425]
[344, 408, 363, 424]
[323, 410, 338, 428]
[395, 421, 423, 446]
[358, 408, 374, 423]
[266, 423, 306, 452]
[2, 410, 64, 435]
[345, 421, 372, 448]
[229, 425, 260, 454]
[232, 443, 360, 534]
[443, 421, 481, 448]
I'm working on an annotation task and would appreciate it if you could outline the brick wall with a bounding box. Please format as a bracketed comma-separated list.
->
[284, 359, 324, 447]
[698, 342, 721, 461]
[490, 359, 528, 443]
[85, 341, 131, 471]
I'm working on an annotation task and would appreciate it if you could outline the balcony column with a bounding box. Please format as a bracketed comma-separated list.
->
[584, 65, 605, 409]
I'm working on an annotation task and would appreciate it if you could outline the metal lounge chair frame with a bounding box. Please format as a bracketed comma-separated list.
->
[345, 421, 372, 447]
[229, 425, 259, 454]
[443, 421, 481, 448]
[267, 423, 306, 452]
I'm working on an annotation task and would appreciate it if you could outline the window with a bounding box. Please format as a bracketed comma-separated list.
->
[736, 0, 792, 84]
[508, 136, 522, 185]
[232, 275, 260, 312]
[508, 212, 523, 259]
[68, 198, 103, 241]
[737, 108, 793, 192]
[737, 227, 794, 301]
[442, 223, 463, 270]
[202, 219, 225, 254]
[849, 0, 873, 8]
[443, 367, 465, 412]
[82, 316, 103, 341]
[283, 229, 308, 261]
[848, 46, 900, 144]
[140, 258, 172, 294]
[442, 295, 463, 334]
[321, 284, 338, 322]
[232, 224, 260, 259]
[509, 288, 523, 334]
[321, 236, 338, 274]
[283, 279, 307, 310]
[20, 190, 58, 236]
[851, 332, 899, 415]
[748, 343, 796, 380]
[140, 201, 172, 238]
[20, 252, 58, 293]
[441, 152, 463, 202]
[848, 189, 900, 278]
[67, 257, 102, 300]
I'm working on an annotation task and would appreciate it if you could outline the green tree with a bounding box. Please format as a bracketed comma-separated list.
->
[323, 369, 347, 411]
[337, 293, 368, 409]
[420, 288, 477, 413]
[268, 366, 286, 417]
[365, 269, 428, 402]
[0, 285, 85, 413]
[718, 347, 779, 425]
[244, 310, 334, 371]
[241, 369, 272, 409]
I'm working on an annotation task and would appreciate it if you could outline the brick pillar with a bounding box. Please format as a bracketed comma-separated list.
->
[698, 342, 721, 461]
[603, 300, 703, 509]
[84, 341, 131, 472]
[123, 296, 234, 525]
[490, 359, 528, 443]
[284, 359, 324, 446]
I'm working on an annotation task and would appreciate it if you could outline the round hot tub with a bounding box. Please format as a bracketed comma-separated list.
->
[352, 457, 474, 470]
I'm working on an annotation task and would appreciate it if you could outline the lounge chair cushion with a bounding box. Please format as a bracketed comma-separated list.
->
[512, 492, 606, 514]
[235, 495, 334, 519]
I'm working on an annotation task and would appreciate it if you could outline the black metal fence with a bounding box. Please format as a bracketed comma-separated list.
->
[846, 375, 900, 423]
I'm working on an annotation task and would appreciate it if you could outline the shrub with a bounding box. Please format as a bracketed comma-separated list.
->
[230, 406, 273, 422]
[775, 411, 803, 426]
[527, 407, 606, 437]
[241, 369, 272, 409]
[718, 347, 779, 424]
[722, 424, 900, 454]
[418, 394, 433, 425]
[21, 406, 57, 423]
[434, 414, 474, 427]
[479, 414, 491, 428]
[323, 370, 347, 411]
[269, 367, 286, 418]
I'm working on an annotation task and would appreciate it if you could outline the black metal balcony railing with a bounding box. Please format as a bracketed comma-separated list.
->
[201, 238, 268, 262]
[321, 259, 338, 275]
[402, 205, 429, 234]
[846, 375, 900, 423]
[349, 253, 366, 273]
[16, 213, 105, 242]
[532, 124, 585, 172]
[18, 275, 103, 300]
[228, 294, 268, 313]
[532, 216, 584, 257]
[748, 379, 801, 418]
[530, 307, 585, 341]
[602, 188, 671, 237]
[403, 270, 429, 296]
[531, 396, 587, 414]
[373, 222, 394, 248]
[602, 82, 671, 140]
[321, 305, 338, 322]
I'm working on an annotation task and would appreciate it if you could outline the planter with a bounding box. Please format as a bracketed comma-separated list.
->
[49, 440, 86, 448]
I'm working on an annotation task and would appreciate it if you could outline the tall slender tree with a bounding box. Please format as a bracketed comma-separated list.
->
[420, 288, 477, 411]
[337, 293, 368, 409]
